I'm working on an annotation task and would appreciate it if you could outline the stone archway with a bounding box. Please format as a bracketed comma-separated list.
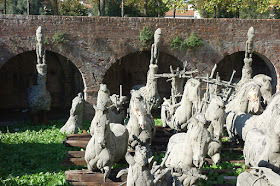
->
[0, 50, 84, 122]
[103, 51, 183, 104]
[215, 51, 277, 93]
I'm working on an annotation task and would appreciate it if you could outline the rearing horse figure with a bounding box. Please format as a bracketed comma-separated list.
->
[162, 78, 202, 131]
[126, 91, 156, 149]
[85, 107, 128, 182]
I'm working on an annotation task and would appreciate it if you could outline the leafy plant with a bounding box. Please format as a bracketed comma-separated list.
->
[154, 118, 163, 126]
[169, 36, 182, 50]
[139, 26, 154, 49]
[181, 32, 203, 50]
[52, 31, 68, 45]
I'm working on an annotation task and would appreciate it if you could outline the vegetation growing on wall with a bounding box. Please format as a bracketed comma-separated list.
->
[139, 26, 154, 49]
[170, 32, 203, 51]
[52, 31, 68, 45]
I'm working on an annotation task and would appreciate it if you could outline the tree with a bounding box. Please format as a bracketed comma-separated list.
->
[191, 0, 279, 19]
[58, 0, 89, 16]
[162, 0, 188, 18]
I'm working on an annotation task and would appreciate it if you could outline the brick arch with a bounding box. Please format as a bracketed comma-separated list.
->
[0, 49, 84, 122]
[102, 51, 183, 100]
[215, 50, 277, 92]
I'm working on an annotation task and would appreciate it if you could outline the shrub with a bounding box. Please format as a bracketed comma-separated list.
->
[181, 32, 203, 50]
[139, 26, 154, 49]
[169, 36, 182, 50]
[52, 32, 68, 45]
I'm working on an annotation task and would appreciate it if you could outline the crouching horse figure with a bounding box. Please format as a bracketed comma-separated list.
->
[85, 106, 128, 181]
[162, 78, 201, 131]
[126, 91, 156, 149]
[164, 114, 211, 185]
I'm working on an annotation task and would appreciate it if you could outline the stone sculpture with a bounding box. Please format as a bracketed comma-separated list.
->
[117, 145, 172, 186]
[60, 93, 84, 134]
[157, 64, 199, 127]
[90, 84, 127, 135]
[27, 26, 51, 124]
[205, 95, 226, 164]
[237, 167, 280, 186]
[253, 74, 272, 105]
[239, 27, 255, 86]
[126, 91, 155, 149]
[225, 93, 280, 172]
[132, 28, 162, 113]
[85, 107, 129, 182]
[165, 114, 211, 185]
[162, 78, 202, 131]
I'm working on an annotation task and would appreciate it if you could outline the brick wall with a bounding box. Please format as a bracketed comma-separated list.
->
[0, 15, 279, 118]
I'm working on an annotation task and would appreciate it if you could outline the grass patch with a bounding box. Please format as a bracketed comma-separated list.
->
[0, 121, 85, 185]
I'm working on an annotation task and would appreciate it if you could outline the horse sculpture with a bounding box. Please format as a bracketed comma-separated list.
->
[60, 93, 84, 134]
[126, 91, 156, 149]
[205, 95, 226, 164]
[225, 81, 263, 140]
[85, 107, 128, 182]
[226, 93, 280, 172]
[90, 84, 127, 135]
[164, 114, 211, 185]
[161, 78, 202, 131]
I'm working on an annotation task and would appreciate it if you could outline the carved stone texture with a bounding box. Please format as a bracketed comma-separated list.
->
[126, 91, 155, 149]
[150, 28, 162, 65]
[205, 95, 226, 164]
[237, 167, 280, 186]
[253, 74, 272, 105]
[60, 93, 84, 134]
[27, 26, 51, 113]
[85, 108, 128, 182]
[165, 114, 210, 185]
[90, 84, 127, 135]
[162, 78, 202, 131]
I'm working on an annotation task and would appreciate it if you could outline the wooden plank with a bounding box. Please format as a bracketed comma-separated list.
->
[64, 140, 88, 148]
[205, 158, 245, 165]
[67, 133, 91, 139]
[71, 182, 125, 186]
[65, 169, 126, 183]
[62, 158, 86, 166]
[67, 151, 85, 158]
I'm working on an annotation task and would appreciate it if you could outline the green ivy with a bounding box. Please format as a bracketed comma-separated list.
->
[169, 36, 182, 50]
[139, 26, 154, 49]
[170, 32, 203, 51]
[181, 32, 203, 50]
[52, 32, 68, 45]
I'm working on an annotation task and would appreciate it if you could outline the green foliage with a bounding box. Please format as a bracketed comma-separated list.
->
[169, 36, 182, 50]
[154, 118, 163, 126]
[170, 32, 202, 51]
[0, 120, 88, 185]
[58, 0, 89, 16]
[52, 31, 68, 45]
[181, 32, 203, 50]
[154, 152, 165, 164]
[139, 26, 154, 49]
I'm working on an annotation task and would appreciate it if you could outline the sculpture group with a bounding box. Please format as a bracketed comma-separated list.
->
[28, 26, 279, 185]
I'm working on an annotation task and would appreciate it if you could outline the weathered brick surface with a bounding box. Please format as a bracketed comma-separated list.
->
[0, 15, 279, 117]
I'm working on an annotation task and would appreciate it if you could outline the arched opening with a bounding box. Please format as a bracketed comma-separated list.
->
[103, 51, 183, 114]
[0, 50, 84, 123]
[215, 51, 277, 93]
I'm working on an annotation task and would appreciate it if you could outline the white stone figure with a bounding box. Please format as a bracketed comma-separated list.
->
[90, 84, 127, 135]
[117, 145, 172, 186]
[60, 93, 84, 134]
[163, 78, 202, 131]
[237, 167, 280, 186]
[165, 114, 211, 185]
[27, 26, 51, 124]
[253, 74, 272, 105]
[239, 27, 255, 87]
[85, 107, 129, 182]
[126, 91, 155, 149]
[205, 95, 226, 164]
[132, 28, 162, 113]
